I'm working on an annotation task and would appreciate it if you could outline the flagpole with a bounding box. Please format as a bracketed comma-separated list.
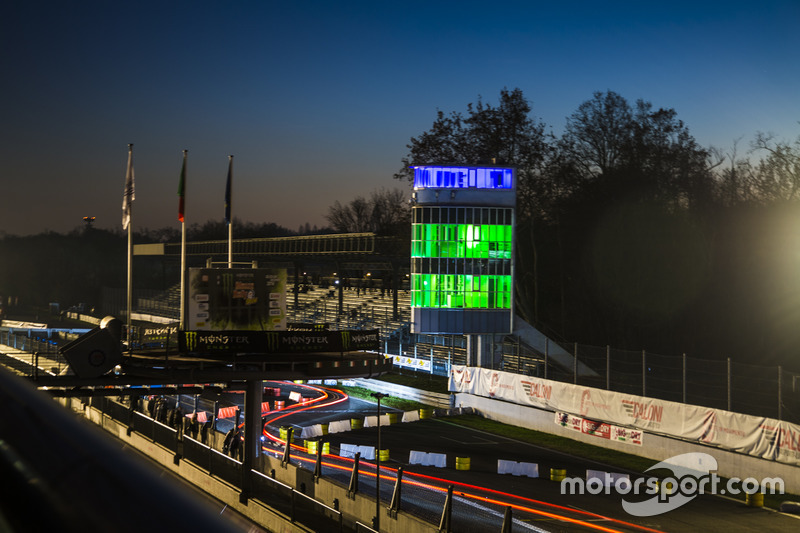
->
[226, 155, 233, 268]
[127, 212, 132, 353]
[179, 150, 188, 330]
[123, 143, 135, 354]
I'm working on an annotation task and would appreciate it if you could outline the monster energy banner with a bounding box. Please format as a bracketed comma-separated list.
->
[186, 268, 287, 331]
[179, 328, 380, 354]
[141, 323, 179, 348]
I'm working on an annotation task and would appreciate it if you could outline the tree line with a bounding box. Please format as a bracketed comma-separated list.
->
[2, 87, 798, 372]
[396, 88, 800, 370]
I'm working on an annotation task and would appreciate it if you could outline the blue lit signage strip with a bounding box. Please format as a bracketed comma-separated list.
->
[413, 166, 513, 189]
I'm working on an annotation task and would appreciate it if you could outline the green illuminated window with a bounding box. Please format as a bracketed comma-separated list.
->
[410, 273, 512, 309]
[411, 206, 513, 310]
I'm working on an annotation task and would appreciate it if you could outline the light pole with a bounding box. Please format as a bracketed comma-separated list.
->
[371, 392, 388, 531]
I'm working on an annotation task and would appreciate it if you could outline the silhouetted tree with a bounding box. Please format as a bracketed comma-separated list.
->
[326, 188, 410, 236]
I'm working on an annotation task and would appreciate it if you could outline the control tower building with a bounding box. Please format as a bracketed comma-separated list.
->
[410, 165, 515, 364]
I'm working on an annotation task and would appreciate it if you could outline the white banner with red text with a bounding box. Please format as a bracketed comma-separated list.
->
[449, 366, 800, 466]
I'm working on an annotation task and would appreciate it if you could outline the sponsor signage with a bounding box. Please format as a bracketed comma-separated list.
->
[141, 323, 179, 347]
[450, 365, 800, 466]
[555, 412, 643, 446]
[392, 355, 432, 372]
[179, 329, 379, 354]
[186, 268, 287, 331]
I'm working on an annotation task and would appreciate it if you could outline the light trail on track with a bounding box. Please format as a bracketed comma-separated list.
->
[254, 381, 667, 533]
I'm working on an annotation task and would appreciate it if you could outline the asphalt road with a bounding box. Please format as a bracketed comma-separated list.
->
[250, 382, 800, 533]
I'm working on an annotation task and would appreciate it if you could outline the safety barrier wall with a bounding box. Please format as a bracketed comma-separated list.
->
[454, 392, 800, 494]
[76, 396, 439, 533]
[352, 378, 451, 408]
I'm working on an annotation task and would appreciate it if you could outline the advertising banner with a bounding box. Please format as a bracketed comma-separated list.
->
[393, 355, 432, 372]
[555, 411, 643, 446]
[450, 365, 800, 466]
[140, 323, 179, 348]
[179, 329, 380, 354]
[186, 268, 287, 331]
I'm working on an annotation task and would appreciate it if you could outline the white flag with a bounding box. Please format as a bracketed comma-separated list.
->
[122, 144, 135, 230]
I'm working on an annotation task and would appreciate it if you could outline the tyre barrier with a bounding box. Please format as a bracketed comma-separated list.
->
[388, 412, 400, 424]
[279, 426, 292, 441]
[274, 400, 285, 410]
[350, 418, 363, 430]
[746, 492, 764, 508]
[379, 449, 390, 462]
[656, 480, 676, 495]
[320, 423, 329, 435]
[455, 456, 471, 471]
[550, 468, 567, 482]
[419, 408, 433, 420]
[305, 440, 330, 455]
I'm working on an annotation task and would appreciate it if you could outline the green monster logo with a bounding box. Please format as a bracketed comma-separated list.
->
[222, 272, 234, 296]
[185, 331, 198, 351]
[266, 332, 279, 352]
[341, 331, 351, 350]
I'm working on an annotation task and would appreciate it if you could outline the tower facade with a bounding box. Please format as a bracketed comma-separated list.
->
[410, 165, 515, 334]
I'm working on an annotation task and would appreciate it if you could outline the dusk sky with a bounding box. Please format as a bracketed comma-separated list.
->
[2, 1, 798, 237]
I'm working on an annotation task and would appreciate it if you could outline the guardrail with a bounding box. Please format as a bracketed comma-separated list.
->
[0, 366, 239, 533]
[352, 378, 452, 408]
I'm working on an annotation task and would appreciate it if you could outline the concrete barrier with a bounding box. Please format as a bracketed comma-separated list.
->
[327, 420, 351, 434]
[340, 443, 375, 460]
[300, 424, 325, 439]
[353, 378, 451, 409]
[779, 501, 800, 514]
[455, 392, 800, 495]
[402, 410, 420, 423]
[586, 469, 630, 488]
[71, 398, 439, 533]
[497, 459, 538, 478]
[364, 414, 390, 427]
[409, 451, 446, 467]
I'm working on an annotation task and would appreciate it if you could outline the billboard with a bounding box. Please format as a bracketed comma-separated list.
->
[179, 329, 380, 354]
[186, 268, 287, 331]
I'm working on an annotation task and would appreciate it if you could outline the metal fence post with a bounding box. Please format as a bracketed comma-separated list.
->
[573, 343, 578, 384]
[682, 353, 687, 403]
[778, 366, 783, 420]
[348, 452, 360, 499]
[544, 338, 548, 380]
[642, 350, 646, 397]
[389, 466, 403, 518]
[727, 357, 732, 412]
[438, 485, 453, 533]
